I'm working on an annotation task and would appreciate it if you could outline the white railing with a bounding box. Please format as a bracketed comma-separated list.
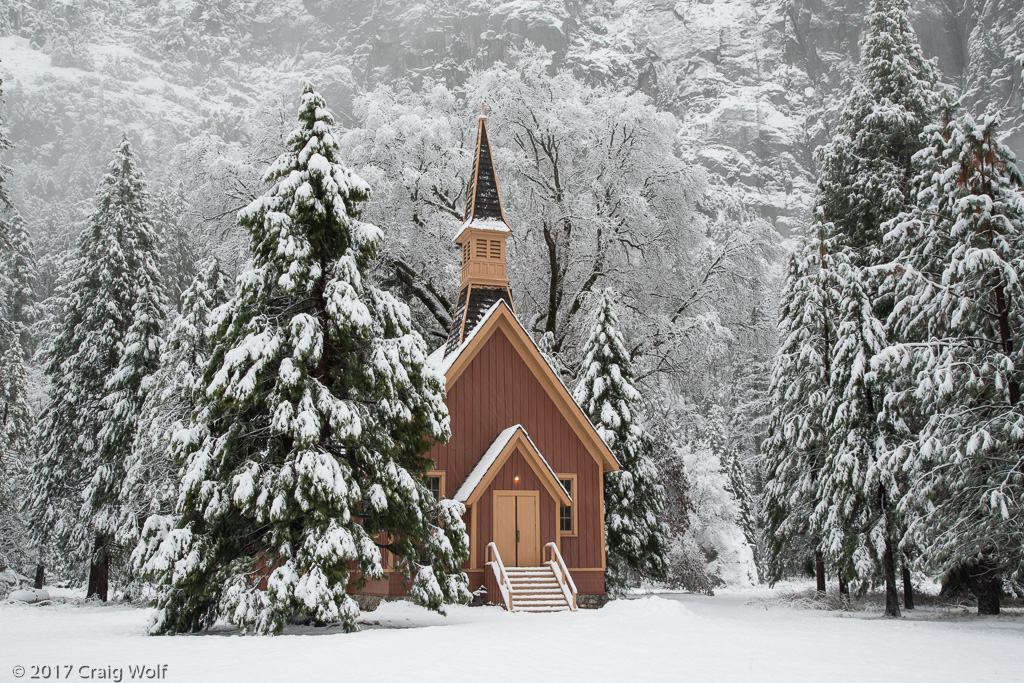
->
[486, 542, 514, 611]
[544, 542, 578, 611]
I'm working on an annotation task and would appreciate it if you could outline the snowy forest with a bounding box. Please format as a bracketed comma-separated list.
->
[1, 0, 1023, 634]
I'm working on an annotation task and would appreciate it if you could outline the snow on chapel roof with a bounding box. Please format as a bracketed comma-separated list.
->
[454, 424, 570, 505]
[432, 299, 504, 374]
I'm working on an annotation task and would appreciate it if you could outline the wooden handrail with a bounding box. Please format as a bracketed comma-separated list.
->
[486, 542, 514, 611]
[544, 542, 578, 611]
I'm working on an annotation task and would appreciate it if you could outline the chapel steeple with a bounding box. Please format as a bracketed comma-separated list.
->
[444, 111, 515, 356]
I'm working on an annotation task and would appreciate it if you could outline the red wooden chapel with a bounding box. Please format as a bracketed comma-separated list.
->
[360, 113, 619, 612]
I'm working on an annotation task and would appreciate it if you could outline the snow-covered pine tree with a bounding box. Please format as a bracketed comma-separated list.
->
[876, 113, 1024, 614]
[0, 219, 33, 477]
[134, 85, 468, 635]
[0, 320, 34, 575]
[0, 242, 35, 577]
[87, 230, 166, 574]
[573, 288, 669, 593]
[0, 219, 40, 522]
[152, 191, 201, 313]
[25, 136, 160, 600]
[0, 74, 32, 463]
[814, 0, 940, 267]
[812, 255, 901, 611]
[120, 259, 230, 547]
[0, 75, 40, 579]
[803, 0, 940, 616]
[762, 239, 835, 589]
[2, 215, 40, 358]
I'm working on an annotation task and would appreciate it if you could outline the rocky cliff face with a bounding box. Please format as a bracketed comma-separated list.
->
[1, 0, 1021, 237]
[340, 0, 1024, 233]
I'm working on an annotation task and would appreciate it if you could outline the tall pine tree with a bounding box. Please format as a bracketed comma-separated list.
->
[26, 136, 161, 600]
[814, 0, 939, 267]
[574, 288, 669, 593]
[812, 255, 897, 604]
[88, 228, 167, 567]
[800, 0, 939, 616]
[763, 239, 836, 590]
[1, 74, 41, 579]
[134, 85, 468, 635]
[877, 113, 1024, 614]
[0, 75, 33, 467]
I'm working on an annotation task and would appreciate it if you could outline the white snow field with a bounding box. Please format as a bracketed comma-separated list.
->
[1, 590, 1021, 683]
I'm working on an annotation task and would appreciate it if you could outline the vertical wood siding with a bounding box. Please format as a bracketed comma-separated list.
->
[429, 328, 605, 574]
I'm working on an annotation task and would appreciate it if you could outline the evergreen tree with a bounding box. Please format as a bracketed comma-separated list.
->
[0, 74, 31, 460]
[800, 0, 940, 616]
[762, 241, 835, 589]
[0, 308, 36, 577]
[0, 76, 38, 577]
[152, 191, 201, 313]
[877, 114, 1024, 614]
[815, 0, 940, 267]
[2, 215, 40, 358]
[573, 288, 669, 593]
[25, 136, 160, 600]
[120, 259, 230, 547]
[88, 232, 167, 568]
[134, 85, 468, 635]
[812, 255, 899, 607]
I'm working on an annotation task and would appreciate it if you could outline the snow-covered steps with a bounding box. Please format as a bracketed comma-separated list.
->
[505, 565, 574, 613]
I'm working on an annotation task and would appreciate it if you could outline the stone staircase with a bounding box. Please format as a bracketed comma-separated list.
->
[506, 565, 573, 612]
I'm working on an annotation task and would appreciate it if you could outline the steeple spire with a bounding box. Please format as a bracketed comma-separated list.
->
[463, 111, 509, 227]
[444, 113, 515, 356]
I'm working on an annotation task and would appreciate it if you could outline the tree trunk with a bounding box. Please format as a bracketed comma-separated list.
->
[814, 548, 826, 594]
[542, 225, 559, 335]
[902, 564, 914, 610]
[883, 537, 901, 618]
[34, 563, 44, 590]
[835, 577, 851, 610]
[975, 556, 1001, 615]
[86, 535, 109, 602]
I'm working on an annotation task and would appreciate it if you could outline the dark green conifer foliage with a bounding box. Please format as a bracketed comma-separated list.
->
[878, 114, 1024, 613]
[574, 288, 669, 593]
[135, 85, 468, 635]
[768, 0, 941, 616]
[26, 136, 162, 599]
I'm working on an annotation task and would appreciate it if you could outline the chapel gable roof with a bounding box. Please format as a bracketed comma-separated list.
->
[431, 300, 620, 473]
[454, 424, 571, 506]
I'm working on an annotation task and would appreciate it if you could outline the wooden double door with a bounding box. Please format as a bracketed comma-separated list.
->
[493, 491, 540, 566]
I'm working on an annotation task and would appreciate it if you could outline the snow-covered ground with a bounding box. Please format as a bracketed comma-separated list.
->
[1, 588, 1021, 682]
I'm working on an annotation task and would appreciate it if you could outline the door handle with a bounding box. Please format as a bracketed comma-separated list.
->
[516, 530, 520, 543]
